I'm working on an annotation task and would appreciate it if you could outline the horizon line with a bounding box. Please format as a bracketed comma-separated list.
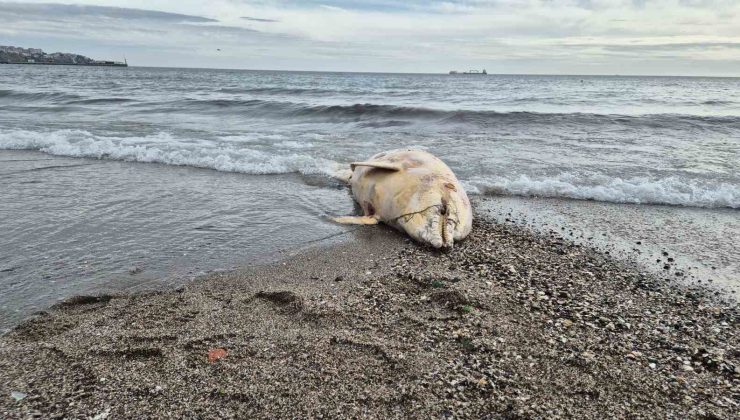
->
[3, 61, 738, 78]
[128, 65, 740, 79]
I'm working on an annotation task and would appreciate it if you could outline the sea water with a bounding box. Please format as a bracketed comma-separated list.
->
[1, 66, 738, 330]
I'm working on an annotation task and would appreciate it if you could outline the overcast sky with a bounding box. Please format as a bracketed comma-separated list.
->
[1, 0, 739, 75]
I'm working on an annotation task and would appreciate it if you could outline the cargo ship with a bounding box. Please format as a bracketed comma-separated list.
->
[449, 69, 487, 75]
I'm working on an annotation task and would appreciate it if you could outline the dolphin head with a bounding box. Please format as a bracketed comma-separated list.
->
[395, 180, 472, 249]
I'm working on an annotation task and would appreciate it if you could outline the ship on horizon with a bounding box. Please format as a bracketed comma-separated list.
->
[449, 69, 487, 75]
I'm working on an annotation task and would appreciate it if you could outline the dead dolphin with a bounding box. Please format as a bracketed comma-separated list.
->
[333, 149, 473, 248]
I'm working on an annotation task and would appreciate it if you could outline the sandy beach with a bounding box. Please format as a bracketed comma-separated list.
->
[1, 215, 737, 418]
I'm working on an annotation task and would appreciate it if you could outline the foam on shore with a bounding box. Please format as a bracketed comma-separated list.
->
[2, 128, 737, 209]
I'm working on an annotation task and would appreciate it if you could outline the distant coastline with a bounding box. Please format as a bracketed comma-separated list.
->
[0, 45, 127, 67]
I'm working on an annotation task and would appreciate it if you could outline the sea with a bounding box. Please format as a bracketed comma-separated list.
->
[1, 65, 738, 331]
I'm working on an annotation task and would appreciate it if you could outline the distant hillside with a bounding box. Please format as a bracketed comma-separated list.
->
[0, 45, 125, 66]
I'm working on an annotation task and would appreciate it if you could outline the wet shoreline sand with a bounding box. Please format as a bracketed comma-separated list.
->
[1, 217, 737, 418]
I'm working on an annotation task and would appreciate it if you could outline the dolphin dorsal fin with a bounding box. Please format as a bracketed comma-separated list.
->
[350, 161, 403, 171]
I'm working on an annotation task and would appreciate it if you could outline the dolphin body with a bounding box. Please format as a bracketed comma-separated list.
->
[334, 149, 473, 249]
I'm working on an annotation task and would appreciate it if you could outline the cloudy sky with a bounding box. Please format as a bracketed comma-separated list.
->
[1, 0, 739, 75]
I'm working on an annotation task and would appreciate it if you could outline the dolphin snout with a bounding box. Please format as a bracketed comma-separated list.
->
[396, 202, 459, 250]
[426, 207, 455, 250]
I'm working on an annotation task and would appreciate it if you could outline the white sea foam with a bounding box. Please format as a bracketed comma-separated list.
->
[2, 129, 738, 209]
[276, 140, 315, 149]
[464, 173, 740, 209]
[0, 129, 341, 176]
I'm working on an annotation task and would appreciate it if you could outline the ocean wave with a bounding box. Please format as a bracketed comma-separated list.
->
[701, 100, 733, 106]
[218, 87, 351, 96]
[4, 88, 739, 130]
[216, 86, 411, 97]
[1, 128, 737, 209]
[138, 99, 740, 129]
[0, 129, 341, 176]
[465, 174, 740, 209]
[0, 89, 133, 106]
[212, 87, 739, 108]
[0, 89, 81, 102]
[64, 97, 135, 105]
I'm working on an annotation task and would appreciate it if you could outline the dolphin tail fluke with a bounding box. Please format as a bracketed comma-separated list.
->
[332, 215, 379, 225]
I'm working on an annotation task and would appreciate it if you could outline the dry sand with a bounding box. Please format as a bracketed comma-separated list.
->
[0, 217, 737, 419]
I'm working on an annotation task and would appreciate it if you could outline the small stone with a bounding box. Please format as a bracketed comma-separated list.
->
[561, 319, 574, 328]
[649, 363, 657, 369]
[11, 391, 27, 401]
[92, 408, 111, 420]
[128, 266, 142, 275]
[334, 275, 344, 282]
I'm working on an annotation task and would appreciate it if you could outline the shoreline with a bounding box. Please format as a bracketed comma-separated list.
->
[1, 216, 737, 418]
[478, 196, 739, 298]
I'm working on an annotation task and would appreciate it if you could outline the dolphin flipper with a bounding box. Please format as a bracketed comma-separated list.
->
[333, 168, 353, 184]
[332, 215, 379, 225]
[350, 162, 403, 171]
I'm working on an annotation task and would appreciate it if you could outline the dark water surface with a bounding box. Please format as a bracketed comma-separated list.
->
[1, 66, 738, 330]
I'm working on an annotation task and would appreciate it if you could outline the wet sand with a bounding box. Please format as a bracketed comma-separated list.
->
[0, 217, 737, 418]
[479, 196, 740, 296]
[0, 150, 353, 332]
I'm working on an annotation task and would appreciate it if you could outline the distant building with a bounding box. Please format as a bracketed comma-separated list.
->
[0, 45, 127, 67]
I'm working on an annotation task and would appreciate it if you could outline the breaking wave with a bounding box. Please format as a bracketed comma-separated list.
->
[0, 129, 340, 176]
[1, 128, 737, 209]
[466, 174, 740, 209]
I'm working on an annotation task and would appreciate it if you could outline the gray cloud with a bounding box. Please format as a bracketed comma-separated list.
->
[241, 16, 279, 22]
[601, 42, 740, 53]
[0, 0, 738, 75]
[0, 2, 216, 23]
[557, 42, 740, 52]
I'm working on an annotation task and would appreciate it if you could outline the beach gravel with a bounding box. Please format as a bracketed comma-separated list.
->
[0, 217, 737, 418]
